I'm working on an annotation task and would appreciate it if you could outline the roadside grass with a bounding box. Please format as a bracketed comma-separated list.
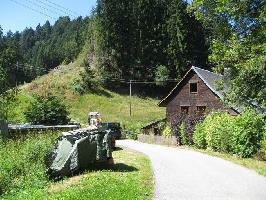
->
[0, 131, 61, 199]
[0, 134, 154, 200]
[48, 147, 154, 200]
[181, 146, 266, 177]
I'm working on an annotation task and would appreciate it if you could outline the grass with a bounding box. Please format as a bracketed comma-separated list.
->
[8, 64, 165, 130]
[3, 63, 159, 199]
[180, 145, 266, 177]
[48, 147, 153, 200]
[0, 131, 61, 199]
[0, 134, 153, 200]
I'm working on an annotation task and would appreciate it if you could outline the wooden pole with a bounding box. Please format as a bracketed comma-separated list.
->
[129, 80, 132, 116]
[0, 119, 8, 140]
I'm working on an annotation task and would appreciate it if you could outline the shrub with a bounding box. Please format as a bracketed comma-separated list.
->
[205, 112, 233, 152]
[24, 93, 70, 125]
[231, 111, 264, 158]
[193, 122, 207, 149]
[261, 126, 266, 160]
[179, 122, 188, 145]
[73, 60, 98, 94]
[162, 124, 172, 138]
[193, 111, 265, 158]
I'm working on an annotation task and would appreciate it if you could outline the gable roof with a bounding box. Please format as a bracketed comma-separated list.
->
[158, 66, 227, 107]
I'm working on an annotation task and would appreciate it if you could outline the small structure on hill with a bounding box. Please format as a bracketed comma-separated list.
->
[141, 119, 166, 135]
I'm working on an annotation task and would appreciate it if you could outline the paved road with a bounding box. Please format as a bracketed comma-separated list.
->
[117, 140, 266, 200]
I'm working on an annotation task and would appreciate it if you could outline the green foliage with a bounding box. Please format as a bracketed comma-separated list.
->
[0, 131, 60, 198]
[193, 122, 207, 149]
[0, 17, 90, 86]
[24, 94, 69, 125]
[230, 111, 265, 158]
[193, 111, 265, 158]
[95, 0, 208, 82]
[0, 89, 18, 121]
[205, 113, 233, 152]
[155, 65, 170, 86]
[192, 0, 266, 110]
[179, 122, 188, 145]
[162, 124, 172, 138]
[72, 60, 98, 94]
[262, 126, 266, 160]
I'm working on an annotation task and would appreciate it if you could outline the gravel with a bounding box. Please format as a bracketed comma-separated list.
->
[117, 140, 266, 200]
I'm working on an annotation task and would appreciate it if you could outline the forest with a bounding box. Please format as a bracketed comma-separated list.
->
[0, 0, 265, 111]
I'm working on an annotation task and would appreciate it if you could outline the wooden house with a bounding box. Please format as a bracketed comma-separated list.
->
[158, 66, 240, 124]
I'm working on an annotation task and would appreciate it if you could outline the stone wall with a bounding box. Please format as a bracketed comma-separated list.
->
[138, 134, 177, 146]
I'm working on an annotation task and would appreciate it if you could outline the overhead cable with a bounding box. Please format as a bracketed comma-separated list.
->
[41, 0, 79, 15]
[23, 0, 68, 18]
[35, 0, 76, 17]
[8, 0, 57, 20]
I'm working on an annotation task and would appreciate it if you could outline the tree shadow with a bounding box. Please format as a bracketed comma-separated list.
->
[113, 146, 123, 151]
[90, 88, 113, 97]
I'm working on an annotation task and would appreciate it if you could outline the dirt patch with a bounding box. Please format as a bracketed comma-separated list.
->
[48, 175, 83, 193]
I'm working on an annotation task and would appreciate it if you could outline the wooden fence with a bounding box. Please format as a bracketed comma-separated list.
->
[138, 134, 177, 146]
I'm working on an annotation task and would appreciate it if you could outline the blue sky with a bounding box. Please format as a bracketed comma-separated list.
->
[0, 0, 97, 34]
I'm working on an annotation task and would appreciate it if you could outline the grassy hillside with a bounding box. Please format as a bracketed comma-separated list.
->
[9, 64, 165, 131]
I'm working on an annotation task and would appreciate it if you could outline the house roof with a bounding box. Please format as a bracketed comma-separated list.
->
[160, 66, 247, 114]
[159, 66, 227, 107]
[158, 66, 265, 115]
[141, 119, 166, 130]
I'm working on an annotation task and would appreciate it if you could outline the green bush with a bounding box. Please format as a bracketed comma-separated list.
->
[193, 122, 207, 149]
[261, 126, 266, 159]
[193, 111, 265, 158]
[205, 113, 233, 152]
[24, 93, 70, 125]
[162, 124, 172, 138]
[230, 111, 264, 158]
[73, 60, 98, 94]
[179, 122, 188, 145]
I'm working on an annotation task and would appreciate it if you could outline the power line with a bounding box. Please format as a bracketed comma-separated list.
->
[127, 80, 178, 84]
[41, 0, 79, 16]
[22, 0, 68, 18]
[8, 0, 57, 20]
[35, 0, 76, 17]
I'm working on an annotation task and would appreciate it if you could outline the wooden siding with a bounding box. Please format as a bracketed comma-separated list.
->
[166, 71, 238, 122]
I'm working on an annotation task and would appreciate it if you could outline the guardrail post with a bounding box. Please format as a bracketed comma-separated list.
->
[0, 119, 9, 140]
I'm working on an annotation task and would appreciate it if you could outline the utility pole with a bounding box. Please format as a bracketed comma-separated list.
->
[129, 80, 132, 116]
[16, 61, 18, 87]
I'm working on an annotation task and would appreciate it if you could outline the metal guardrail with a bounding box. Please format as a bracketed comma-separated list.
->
[0, 124, 81, 140]
[8, 124, 81, 131]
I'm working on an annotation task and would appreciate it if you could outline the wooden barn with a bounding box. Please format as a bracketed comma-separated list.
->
[158, 66, 240, 124]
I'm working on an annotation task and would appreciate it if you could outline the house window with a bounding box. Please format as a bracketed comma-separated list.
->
[197, 106, 206, 113]
[181, 106, 189, 114]
[190, 82, 198, 94]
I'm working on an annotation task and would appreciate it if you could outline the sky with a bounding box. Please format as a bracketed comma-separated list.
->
[0, 0, 97, 34]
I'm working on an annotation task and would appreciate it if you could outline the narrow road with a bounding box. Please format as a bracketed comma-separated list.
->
[117, 140, 266, 200]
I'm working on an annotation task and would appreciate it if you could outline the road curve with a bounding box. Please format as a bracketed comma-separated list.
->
[117, 140, 266, 200]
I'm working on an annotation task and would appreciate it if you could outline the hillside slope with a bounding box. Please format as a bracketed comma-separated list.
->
[10, 64, 165, 130]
